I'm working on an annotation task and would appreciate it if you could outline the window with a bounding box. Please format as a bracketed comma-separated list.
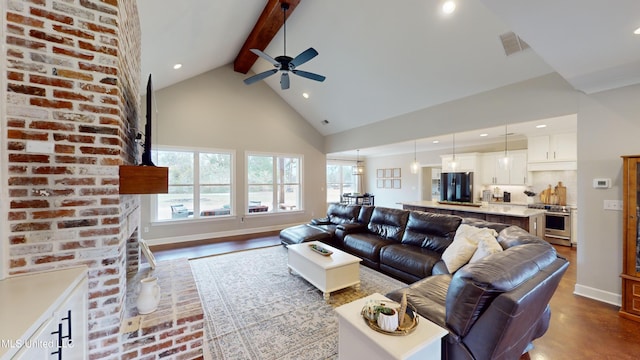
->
[153, 148, 233, 221]
[326, 161, 356, 203]
[247, 153, 301, 213]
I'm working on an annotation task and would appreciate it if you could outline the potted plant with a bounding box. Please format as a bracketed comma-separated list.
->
[375, 305, 398, 332]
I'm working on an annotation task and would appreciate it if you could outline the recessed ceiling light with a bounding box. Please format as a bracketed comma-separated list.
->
[536, 124, 547, 128]
[302, 92, 309, 99]
[480, 133, 488, 137]
[432, 140, 440, 144]
[634, 27, 640, 35]
[442, 1, 456, 14]
[173, 63, 182, 70]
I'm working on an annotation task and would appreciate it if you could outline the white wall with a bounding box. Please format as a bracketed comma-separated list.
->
[574, 84, 640, 305]
[140, 65, 327, 245]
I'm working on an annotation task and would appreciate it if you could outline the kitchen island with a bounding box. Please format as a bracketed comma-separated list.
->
[401, 201, 546, 237]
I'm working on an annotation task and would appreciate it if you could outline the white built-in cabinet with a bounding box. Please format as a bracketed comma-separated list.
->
[0, 267, 87, 360]
[440, 153, 479, 173]
[481, 150, 529, 185]
[527, 133, 577, 171]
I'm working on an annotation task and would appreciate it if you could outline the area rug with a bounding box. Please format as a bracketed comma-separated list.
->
[190, 245, 407, 360]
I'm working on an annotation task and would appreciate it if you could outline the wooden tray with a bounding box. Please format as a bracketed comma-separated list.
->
[360, 303, 419, 336]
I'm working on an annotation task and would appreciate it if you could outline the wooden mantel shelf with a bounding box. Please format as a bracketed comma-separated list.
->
[119, 165, 168, 194]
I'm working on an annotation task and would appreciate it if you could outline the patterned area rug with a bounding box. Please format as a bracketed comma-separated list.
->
[190, 245, 407, 360]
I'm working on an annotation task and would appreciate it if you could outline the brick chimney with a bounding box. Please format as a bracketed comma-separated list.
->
[2, 0, 142, 357]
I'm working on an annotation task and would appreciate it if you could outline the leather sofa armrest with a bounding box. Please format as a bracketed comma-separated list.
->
[310, 217, 331, 225]
[337, 223, 367, 233]
[431, 260, 450, 275]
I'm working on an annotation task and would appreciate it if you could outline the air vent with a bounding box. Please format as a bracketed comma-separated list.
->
[499, 31, 530, 56]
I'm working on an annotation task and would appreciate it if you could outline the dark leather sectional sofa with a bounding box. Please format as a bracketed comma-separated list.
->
[279, 203, 569, 360]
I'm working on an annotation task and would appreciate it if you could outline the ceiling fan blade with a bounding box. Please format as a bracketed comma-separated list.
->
[243, 69, 278, 85]
[289, 47, 319, 69]
[280, 72, 290, 90]
[291, 69, 326, 82]
[250, 49, 280, 67]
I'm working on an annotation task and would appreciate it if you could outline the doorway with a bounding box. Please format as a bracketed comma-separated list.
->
[420, 167, 441, 201]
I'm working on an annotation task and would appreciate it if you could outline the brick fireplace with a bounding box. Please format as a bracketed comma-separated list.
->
[0, 0, 171, 358]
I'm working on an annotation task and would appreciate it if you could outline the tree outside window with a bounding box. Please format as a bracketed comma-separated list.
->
[247, 154, 301, 213]
[327, 162, 355, 203]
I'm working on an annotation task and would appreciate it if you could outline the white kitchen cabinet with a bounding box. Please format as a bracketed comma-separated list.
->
[480, 150, 528, 185]
[481, 153, 509, 185]
[509, 151, 529, 185]
[527, 133, 577, 171]
[431, 168, 441, 180]
[441, 153, 479, 173]
[0, 267, 87, 360]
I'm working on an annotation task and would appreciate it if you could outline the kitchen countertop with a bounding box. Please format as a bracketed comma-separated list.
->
[402, 201, 547, 218]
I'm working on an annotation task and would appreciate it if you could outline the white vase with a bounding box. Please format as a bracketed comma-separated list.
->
[377, 309, 398, 332]
[136, 276, 161, 315]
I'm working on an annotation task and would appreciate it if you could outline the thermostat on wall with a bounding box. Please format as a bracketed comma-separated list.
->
[593, 178, 611, 189]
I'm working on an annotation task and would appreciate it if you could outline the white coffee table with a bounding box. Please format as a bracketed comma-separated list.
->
[335, 293, 448, 360]
[287, 241, 362, 300]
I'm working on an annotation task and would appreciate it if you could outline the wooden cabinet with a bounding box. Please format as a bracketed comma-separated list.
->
[480, 150, 528, 185]
[527, 133, 577, 171]
[620, 155, 640, 322]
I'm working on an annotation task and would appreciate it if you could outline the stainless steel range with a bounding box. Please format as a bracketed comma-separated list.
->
[527, 204, 572, 246]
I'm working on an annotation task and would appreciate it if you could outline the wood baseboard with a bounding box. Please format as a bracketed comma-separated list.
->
[149, 230, 280, 252]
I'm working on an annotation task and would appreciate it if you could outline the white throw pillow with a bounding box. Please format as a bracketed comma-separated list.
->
[442, 224, 496, 273]
[469, 232, 503, 263]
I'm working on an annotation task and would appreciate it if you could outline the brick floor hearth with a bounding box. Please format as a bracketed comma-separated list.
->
[121, 258, 204, 359]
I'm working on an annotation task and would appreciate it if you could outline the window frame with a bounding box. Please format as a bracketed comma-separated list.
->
[245, 151, 304, 215]
[326, 159, 359, 204]
[151, 146, 235, 222]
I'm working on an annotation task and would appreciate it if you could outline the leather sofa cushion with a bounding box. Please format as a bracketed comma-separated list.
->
[343, 233, 393, 264]
[366, 207, 409, 242]
[386, 274, 451, 329]
[279, 224, 332, 245]
[380, 244, 442, 279]
[401, 211, 462, 251]
[445, 242, 557, 337]
[326, 203, 361, 224]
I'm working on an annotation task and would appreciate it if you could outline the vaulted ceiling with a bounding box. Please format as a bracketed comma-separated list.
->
[137, 0, 640, 150]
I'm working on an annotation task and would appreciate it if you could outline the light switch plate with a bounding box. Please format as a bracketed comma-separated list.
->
[603, 200, 623, 211]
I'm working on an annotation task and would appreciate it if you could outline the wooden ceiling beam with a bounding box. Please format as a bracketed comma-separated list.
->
[233, 0, 301, 74]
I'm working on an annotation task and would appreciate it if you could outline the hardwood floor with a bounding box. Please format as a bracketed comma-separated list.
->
[152, 237, 640, 359]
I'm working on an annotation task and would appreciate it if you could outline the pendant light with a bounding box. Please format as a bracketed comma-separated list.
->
[498, 121, 512, 169]
[410, 140, 420, 174]
[353, 150, 364, 175]
[449, 133, 458, 171]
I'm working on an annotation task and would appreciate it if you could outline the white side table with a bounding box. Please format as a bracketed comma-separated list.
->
[335, 293, 448, 360]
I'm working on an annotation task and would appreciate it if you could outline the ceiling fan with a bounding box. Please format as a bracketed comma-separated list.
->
[243, 2, 326, 90]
